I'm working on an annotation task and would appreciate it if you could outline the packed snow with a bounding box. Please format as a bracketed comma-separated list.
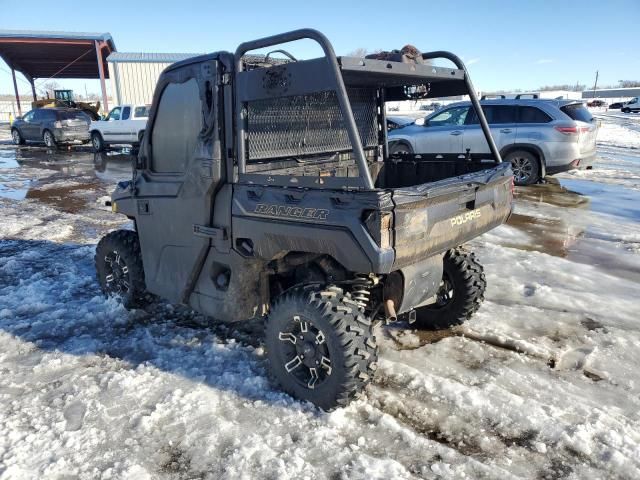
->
[1, 117, 640, 479]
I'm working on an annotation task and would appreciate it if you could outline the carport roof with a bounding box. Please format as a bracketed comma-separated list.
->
[0, 29, 116, 80]
[107, 52, 198, 63]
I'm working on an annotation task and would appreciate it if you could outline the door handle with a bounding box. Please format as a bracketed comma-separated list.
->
[450, 130, 462, 136]
[500, 128, 513, 133]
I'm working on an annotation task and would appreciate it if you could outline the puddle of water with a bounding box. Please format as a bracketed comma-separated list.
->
[505, 178, 640, 281]
[558, 178, 640, 222]
[515, 179, 590, 209]
[0, 145, 133, 208]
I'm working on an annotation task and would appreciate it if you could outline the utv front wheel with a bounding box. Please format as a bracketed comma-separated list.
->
[95, 230, 146, 308]
[414, 247, 486, 330]
[265, 287, 378, 410]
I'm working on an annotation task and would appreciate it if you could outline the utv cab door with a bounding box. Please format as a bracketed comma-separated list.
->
[133, 59, 223, 303]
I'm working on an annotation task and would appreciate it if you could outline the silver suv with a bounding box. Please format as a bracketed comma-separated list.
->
[388, 99, 598, 185]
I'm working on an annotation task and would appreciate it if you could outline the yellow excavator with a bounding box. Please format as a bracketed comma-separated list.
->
[32, 89, 101, 120]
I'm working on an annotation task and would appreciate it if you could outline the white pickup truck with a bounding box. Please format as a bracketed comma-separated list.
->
[90, 104, 150, 151]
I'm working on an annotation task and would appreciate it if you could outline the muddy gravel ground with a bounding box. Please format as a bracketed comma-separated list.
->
[1, 114, 639, 479]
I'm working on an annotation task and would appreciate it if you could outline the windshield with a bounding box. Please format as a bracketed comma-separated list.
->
[561, 103, 594, 123]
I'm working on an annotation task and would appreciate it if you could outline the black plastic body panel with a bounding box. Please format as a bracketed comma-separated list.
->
[231, 184, 395, 274]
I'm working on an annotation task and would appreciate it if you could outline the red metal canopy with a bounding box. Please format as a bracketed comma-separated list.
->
[0, 30, 116, 115]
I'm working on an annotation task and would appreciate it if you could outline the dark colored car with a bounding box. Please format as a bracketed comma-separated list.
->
[586, 99, 608, 108]
[609, 102, 624, 109]
[11, 108, 91, 148]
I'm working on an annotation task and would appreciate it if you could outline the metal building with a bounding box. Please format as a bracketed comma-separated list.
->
[107, 52, 197, 106]
[581, 87, 640, 100]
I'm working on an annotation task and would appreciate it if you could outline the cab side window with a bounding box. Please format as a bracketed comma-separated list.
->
[467, 105, 517, 125]
[107, 107, 121, 121]
[121, 106, 131, 120]
[150, 78, 202, 174]
[519, 106, 552, 124]
[428, 106, 469, 126]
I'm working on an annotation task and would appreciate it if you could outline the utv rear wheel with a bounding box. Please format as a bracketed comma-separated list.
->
[505, 150, 540, 186]
[265, 286, 378, 410]
[95, 230, 146, 308]
[414, 247, 486, 330]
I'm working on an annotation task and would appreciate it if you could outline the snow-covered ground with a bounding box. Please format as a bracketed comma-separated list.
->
[1, 118, 640, 479]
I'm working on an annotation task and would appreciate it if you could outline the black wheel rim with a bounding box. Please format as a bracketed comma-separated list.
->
[510, 157, 533, 183]
[103, 250, 130, 295]
[434, 271, 454, 308]
[277, 315, 332, 390]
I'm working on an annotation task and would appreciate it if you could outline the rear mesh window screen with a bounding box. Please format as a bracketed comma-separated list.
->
[246, 88, 378, 161]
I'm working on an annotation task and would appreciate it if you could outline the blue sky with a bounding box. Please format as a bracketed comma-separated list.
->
[1, 0, 639, 97]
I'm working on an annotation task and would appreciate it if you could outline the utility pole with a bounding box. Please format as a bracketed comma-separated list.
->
[592, 70, 599, 98]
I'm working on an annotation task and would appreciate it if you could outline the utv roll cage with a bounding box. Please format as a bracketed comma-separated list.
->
[233, 28, 501, 191]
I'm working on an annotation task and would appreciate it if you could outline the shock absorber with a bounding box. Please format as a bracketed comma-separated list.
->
[351, 274, 373, 310]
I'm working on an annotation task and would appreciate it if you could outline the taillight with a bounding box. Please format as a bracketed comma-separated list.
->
[554, 126, 578, 135]
[363, 210, 393, 248]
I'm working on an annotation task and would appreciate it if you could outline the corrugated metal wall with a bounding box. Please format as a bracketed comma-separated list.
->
[108, 61, 172, 106]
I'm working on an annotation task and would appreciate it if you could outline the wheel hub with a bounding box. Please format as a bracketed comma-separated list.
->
[278, 315, 332, 389]
[511, 157, 533, 183]
[103, 250, 130, 294]
[435, 272, 454, 307]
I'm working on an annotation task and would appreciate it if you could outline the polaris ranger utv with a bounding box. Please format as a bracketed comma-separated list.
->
[96, 29, 513, 410]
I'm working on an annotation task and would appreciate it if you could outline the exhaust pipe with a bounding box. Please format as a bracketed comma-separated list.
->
[384, 299, 397, 323]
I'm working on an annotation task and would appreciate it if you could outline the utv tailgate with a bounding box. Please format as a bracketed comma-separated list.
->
[391, 162, 513, 268]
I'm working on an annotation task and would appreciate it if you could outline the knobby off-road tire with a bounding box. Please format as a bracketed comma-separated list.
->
[265, 286, 378, 410]
[95, 230, 146, 309]
[414, 247, 486, 330]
